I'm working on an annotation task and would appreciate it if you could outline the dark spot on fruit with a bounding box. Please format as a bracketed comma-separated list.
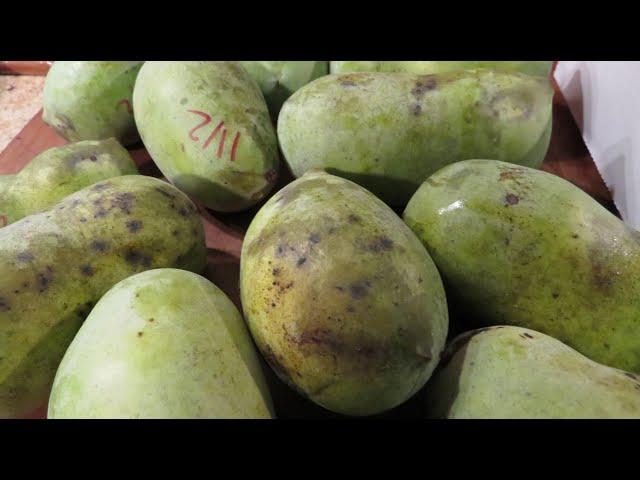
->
[572, 233, 579, 239]
[604, 343, 610, 349]
[271, 303, 276, 308]
[505, 193, 520, 206]
[272, 268, 281, 276]
[349, 280, 371, 299]
[418, 277, 423, 283]
[92, 182, 110, 192]
[348, 214, 361, 224]
[125, 250, 152, 268]
[367, 236, 394, 253]
[624, 372, 638, 380]
[411, 75, 437, 98]
[309, 233, 321, 244]
[172, 229, 179, 236]
[91, 240, 108, 252]
[148, 318, 155, 323]
[0, 297, 11, 312]
[276, 245, 286, 256]
[36, 266, 54, 293]
[93, 208, 108, 218]
[552, 292, 560, 299]
[335, 286, 345, 292]
[296, 257, 307, 267]
[411, 104, 422, 116]
[112, 192, 135, 214]
[341, 80, 357, 87]
[79, 265, 94, 276]
[126, 220, 143, 233]
[16, 251, 34, 262]
[137, 331, 143, 337]
[79, 217, 87, 223]
[346, 305, 355, 313]
[90, 155, 98, 162]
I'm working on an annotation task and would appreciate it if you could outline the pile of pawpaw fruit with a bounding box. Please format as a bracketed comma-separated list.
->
[2, 61, 639, 420]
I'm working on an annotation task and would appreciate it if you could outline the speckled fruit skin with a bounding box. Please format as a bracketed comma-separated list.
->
[330, 61, 553, 77]
[240, 170, 448, 416]
[1, 138, 138, 225]
[43, 61, 143, 146]
[427, 326, 640, 419]
[239, 61, 328, 119]
[403, 159, 640, 373]
[278, 70, 553, 206]
[133, 61, 280, 213]
[48, 269, 274, 419]
[0, 175, 207, 418]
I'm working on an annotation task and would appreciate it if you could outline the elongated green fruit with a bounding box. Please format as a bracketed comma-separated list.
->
[43, 61, 143, 146]
[133, 61, 280, 212]
[330, 61, 553, 77]
[0, 175, 207, 418]
[240, 61, 328, 119]
[427, 326, 640, 419]
[48, 269, 274, 419]
[1, 138, 137, 225]
[404, 159, 640, 373]
[278, 70, 553, 206]
[241, 170, 448, 416]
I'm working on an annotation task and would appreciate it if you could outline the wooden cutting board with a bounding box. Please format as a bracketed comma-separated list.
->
[0, 73, 614, 420]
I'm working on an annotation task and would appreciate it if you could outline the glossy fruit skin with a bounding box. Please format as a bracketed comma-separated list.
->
[330, 61, 553, 77]
[0, 175, 207, 418]
[240, 170, 448, 416]
[133, 61, 280, 212]
[48, 269, 274, 419]
[278, 70, 553, 206]
[404, 159, 640, 373]
[426, 326, 640, 419]
[239, 61, 328, 119]
[1, 138, 138, 225]
[43, 61, 143, 146]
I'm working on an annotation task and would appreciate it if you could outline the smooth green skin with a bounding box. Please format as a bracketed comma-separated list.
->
[404, 159, 640, 373]
[133, 61, 280, 212]
[0, 175, 207, 418]
[43, 61, 143, 146]
[330, 61, 553, 77]
[1, 138, 138, 225]
[0, 176, 14, 206]
[240, 170, 448, 416]
[427, 326, 640, 419]
[48, 269, 274, 419]
[240, 61, 328, 119]
[278, 70, 553, 206]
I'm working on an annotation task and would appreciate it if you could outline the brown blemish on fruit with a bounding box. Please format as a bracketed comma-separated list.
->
[504, 193, 520, 206]
[349, 280, 371, 299]
[79, 265, 94, 276]
[126, 220, 143, 233]
[16, 251, 34, 262]
[411, 104, 422, 116]
[348, 214, 361, 224]
[124, 250, 152, 268]
[411, 75, 437, 98]
[155, 187, 177, 199]
[0, 297, 11, 312]
[296, 257, 307, 267]
[624, 372, 638, 380]
[272, 268, 281, 276]
[309, 233, 321, 244]
[90, 240, 108, 252]
[92, 182, 110, 192]
[137, 331, 143, 337]
[262, 344, 292, 382]
[111, 192, 135, 214]
[367, 236, 394, 253]
[36, 266, 54, 293]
